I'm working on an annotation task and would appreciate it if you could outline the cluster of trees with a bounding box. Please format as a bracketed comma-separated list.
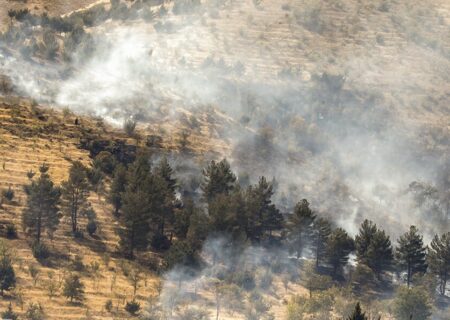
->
[2, 147, 448, 317]
[108, 154, 449, 296]
[21, 162, 98, 258]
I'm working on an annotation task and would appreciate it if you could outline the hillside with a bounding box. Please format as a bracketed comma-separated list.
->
[0, 0, 449, 319]
[0, 96, 163, 319]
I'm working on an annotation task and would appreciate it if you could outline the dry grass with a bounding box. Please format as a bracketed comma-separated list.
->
[0, 96, 160, 319]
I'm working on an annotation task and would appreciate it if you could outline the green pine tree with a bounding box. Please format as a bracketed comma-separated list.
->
[63, 274, 84, 302]
[201, 159, 236, 202]
[246, 177, 283, 242]
[287, 199, 316, 258]
[118, 153, 152, 258]
[355, 220, 393, 278]
[427, 232, 450, 295]
[22, 164, 61, 243]
[312, 217, 332, 268]
[109, 163, 127, 215]
[61, 161, 89, 233]
[0, 240, 16, 296]
[395, 226, 428, 287]
[326, 227, 355, 276]
[347, 302, 367, 320]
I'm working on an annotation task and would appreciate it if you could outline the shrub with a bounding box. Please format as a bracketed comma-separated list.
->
[31, 241, 50, 260]
[258, 270, 273, 290]
[104, 299, 113, 312]
[1, 303, 18, 320]
[2, 187, 14, 201]
[125, 300, 140, 315]
[24, 303, 45, 320]
[72, 255, 84, 272]
[151, 233, 171, 251]
[86, 220, 97, 236]
[231, 270, 255, 291]
[6, 224, 17, 239]
[73, 230, 84, 239]
[0, 240, 16, 295]
[26, 170, 36, 180]
[63, 274, 84, 302]
[28, 264, 40, 286]
[93, 151, 115, 174]
[123, 118, 137, 137]
[175, 307, 210, 320]
[393, 286, 432, 320]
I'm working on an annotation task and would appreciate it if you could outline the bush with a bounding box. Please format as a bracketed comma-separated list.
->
[105, 299, 113, 312]
[86, 220, 97, 236]
[1, 303, 18, 320]
[393, 286, 432, 320]
[125, 300, 140, 315]
[31, 241, 50, 259]
[73, 230, 84, 239]
[151, 233, 171, 251]
[24, 303, 45, 320]
[6, 224, 17, 239]
[72, 255, 84, 272]
[123, 118, 137, 137]
[63, 274, 84, 302]
[93, 151, 115, 174]
[2, 187, 14, 201]
[258, 270, 273, 290]
[231, 270, 255, 291]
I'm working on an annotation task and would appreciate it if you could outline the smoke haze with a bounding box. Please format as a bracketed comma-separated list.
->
[1, 0, 449, 241]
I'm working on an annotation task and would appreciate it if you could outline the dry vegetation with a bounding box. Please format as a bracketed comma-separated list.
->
[0, 0, 449, 319]
[0, 96, 160, 319]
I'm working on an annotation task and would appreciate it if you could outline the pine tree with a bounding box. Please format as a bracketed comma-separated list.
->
[61, 162, 89, 233]
[201, 159, 236, 202]
[347, 302, 367, 320]
[395, 226, 428, 287]
[427, 232, 450, 295]
[155, 156, 177, 195]
[174, 197, 196, 239]
[120, 186, 151, 259]
[119, 153, 152, 258]
[22, 164, 61, 243]
[63, 274, 84, 302]
[287, 199, 316, 258]
[326, 227, 355, 276]
[0, 240, 16, 296]
[151, 159, 177, 243]
[312, 217, 332, 268]
[109, 164, 127, 215]
[355, 219, 393, 278]
[246, 177, 283, 241]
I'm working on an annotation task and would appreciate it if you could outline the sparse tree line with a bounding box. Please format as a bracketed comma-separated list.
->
[2, 0, 171, 62]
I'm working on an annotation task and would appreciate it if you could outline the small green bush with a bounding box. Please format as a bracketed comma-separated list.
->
[6, 224, 17, 239]
[72, 255, 84, 272]
[105, 299, 113, 312]
[86, 220, 97, 236]
[125, 300, 140, 315]
[31, 241, 50, 259]
[2, 187, 14, 201]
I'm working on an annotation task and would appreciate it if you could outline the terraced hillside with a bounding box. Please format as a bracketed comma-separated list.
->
[0, 95, 250, 319]
[0, 96, 161, 319]
[0, 0, 449, 319]
[0, 0, 103, 31]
